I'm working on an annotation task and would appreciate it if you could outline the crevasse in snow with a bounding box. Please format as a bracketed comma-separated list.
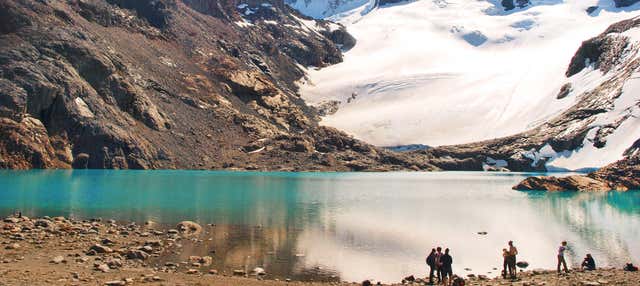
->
[291, 0, 640, 170]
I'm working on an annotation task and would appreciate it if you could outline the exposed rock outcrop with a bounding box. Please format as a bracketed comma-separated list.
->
[0, 0, 436, 171]
[513, 155, 640, 191]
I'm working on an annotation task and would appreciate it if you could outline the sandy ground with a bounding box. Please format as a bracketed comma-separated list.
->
[1, 215, 639, 286]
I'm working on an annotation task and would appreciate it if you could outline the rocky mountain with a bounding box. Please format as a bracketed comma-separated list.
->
[0, 0, 433, 171]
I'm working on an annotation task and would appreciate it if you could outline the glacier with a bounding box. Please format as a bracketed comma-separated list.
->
[290, 0, 640, 170]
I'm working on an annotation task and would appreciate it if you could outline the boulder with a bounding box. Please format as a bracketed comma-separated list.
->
[125, 249, 150, 260]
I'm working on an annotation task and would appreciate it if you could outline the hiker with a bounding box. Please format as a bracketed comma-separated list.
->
[507, 241, 518, 278]
[624, 263, 639, 272]
[557, 241, 569, 273]
[581, 254, 596, 271]
[441, 248, 453, 286]
[435, 247, 443, 283]
[501, 248, 509, 278]
[426, 248, 437, 284]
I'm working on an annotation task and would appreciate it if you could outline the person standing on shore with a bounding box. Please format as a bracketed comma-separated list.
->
[426, 248, 437, 284]
[507, 241, 518, 279]
[441, 248, 453, 286]
[557, 241, 569, 273]
[435, 247, 443, 284]
[502, 248, 509, 278]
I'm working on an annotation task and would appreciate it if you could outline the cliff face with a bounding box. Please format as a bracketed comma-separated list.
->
[0, 0, 433, 171]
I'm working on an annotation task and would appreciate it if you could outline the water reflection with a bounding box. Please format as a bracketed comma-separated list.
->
[0, 171, 639, 282]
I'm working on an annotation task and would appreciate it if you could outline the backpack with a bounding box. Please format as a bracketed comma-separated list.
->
[426, 254, 435, 266]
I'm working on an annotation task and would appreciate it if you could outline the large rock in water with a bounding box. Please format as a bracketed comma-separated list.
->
[513, 155, 640, 191]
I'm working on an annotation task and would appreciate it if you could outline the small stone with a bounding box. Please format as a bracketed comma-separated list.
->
[200, 256, 213, 266]
[5, 243, 20, 250]
[253, 267, 266, 275]
[208, 269, 218, 275]
[95, 263, 110, 273]
[145, 239, 162, 247]
[34, 219, 51, 228]
[89, 244, 113, 254]
[3, 217, 19, 223]
[176, 221, 202, 237]
[125, 249, 149, 260]
[101, 238, 116, 246]
[233, 269, 246, 276]
[187, 269, 198, 274]
[50, 256, 66, 264]
[106, 258, 122, 269]
[139, 245, 153, 253]
[104, 281, 125, 286]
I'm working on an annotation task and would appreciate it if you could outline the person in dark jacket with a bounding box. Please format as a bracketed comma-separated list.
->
[426, 248, 437, 284]
[435, 247, 443, 283]
[581, 254, 596, 271]
[441, 248, 453, 286]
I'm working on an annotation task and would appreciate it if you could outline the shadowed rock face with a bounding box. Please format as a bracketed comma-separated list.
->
[0, 0, 436, 171]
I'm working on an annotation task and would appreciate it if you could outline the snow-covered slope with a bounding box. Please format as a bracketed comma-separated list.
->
[284, 0, 372, 19]
[294, 0, 640, 171]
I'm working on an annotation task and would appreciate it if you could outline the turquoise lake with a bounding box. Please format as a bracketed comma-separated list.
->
[1, 170, 639, 282]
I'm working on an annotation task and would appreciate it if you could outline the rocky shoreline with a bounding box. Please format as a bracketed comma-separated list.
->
[2, 215, 639, 286]
[513, 155, 640, 191]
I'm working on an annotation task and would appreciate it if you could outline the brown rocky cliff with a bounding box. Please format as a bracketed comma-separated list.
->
[0, 0, 434, 171]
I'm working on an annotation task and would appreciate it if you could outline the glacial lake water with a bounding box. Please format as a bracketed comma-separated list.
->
[1, 170, 639, 282]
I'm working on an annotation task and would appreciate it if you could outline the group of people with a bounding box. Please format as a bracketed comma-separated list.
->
[501, 241, 518, 279]
[425, 240, 614, 284]
[425, 247, 455, 286]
